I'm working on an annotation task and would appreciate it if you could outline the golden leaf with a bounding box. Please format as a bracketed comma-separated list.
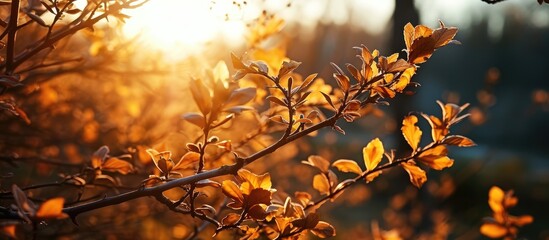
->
[372, 86, 396, 98]
[248, 204, 269, 220]
[480, 223, 507, 239]
[221, 180, 244, 207]
[189, 78, 212, 115]
[303, 155, 331, 173]
[442, 135, 476, 147]
[432, 21, 459, 48]
[403, 23, 415, 50]
[393, 67, 415, 92]
[509, 215, 533, 227]
[421, 114, 447, 142]
[35, 198, 67, 219]
[213, 61, 229, 84]
[332, 159, 363, 175]
[237, 169, 272, 190]
[417, 145, 454, 170]
[488, 186, 505, 213]
[224, 87, 256, 108]
[246, 189, 272, 206]
[311, 221, 336, 238]
[182, 113, 205, 129]
[365, 171, 382, 183]
[146, 149, 172, 174]
[312, 174, 330, 195]
[401, 115, 422, 151]
[92, 145, 109, 169]
[363, 138, 384, 171]
[173, 152, 200, 171]
[401, 162, 427, 188]
[1, 225, 16, 239]
[102, 157, 133, 175]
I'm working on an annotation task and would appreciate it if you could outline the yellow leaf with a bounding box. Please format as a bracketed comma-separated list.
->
[237, 169, 272, 190]
[363, 138, 384, 171]
[312, 174, 330, 195]
[421, 114, 447, 142]
[311, 221, 336, 238]
[509, 215, 533, 227]
[417, 145, 453, 170]
[35, 198, 67, 219]
[332, 159, 362, 175]
[365, 171, 382, 183]
[189, 78, 212, 115]
[401, 162, 427, 188]
[488, 186, 505, 213]
[393, 67, 415, 92]
[401, 115, 422, 151]
[403, 23, 414, 50]
[221, 180, 244, 207]
[213, 61, 229, 84]
[480, 223, 507, 238]
[146, 149, 172, 174]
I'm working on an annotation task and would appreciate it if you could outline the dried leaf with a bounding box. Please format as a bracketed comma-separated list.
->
[102, 157, 133, 174]
[173, 152, 200, 170]
[222, 213, 241, 225]
[278, 60, 301, 78]
[221, 180, 244, 205]
[320, 91, 335, 110]
[432, 22, 459, 48]
[401, 162, 427, 188]
[442, 135, 476, 147]
[303, 155, 330, 173]
[403, 23, 415, 50]
[312, 174, 330, 195]
[401, 115, 422, 151]
[246, 188, 272, 206]
[311, 221, 336, 238]
[332, 159, 362, 175]
[363, 138, 384, 171]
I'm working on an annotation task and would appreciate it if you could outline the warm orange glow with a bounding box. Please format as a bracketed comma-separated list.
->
[123, 0, 247, 58]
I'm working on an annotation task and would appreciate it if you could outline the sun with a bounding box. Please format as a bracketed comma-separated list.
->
[122, 0, 247, 58]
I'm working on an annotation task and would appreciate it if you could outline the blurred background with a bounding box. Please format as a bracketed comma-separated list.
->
[1, 0, 548, 239]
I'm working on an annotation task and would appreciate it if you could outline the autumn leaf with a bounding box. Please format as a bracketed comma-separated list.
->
[101, 157, 133, 174]
[182, 113, 205, 129]
[311, 221, 336, 238]
[173, 152, 200, 171]
[222, 213, 241, 225]
[488, 186, 505, 213]
[363, 138, 384, 171]
[313, 174, 330, 195]
[401, 162, 427, 188]
[189, 78, 212, 115]
[302, 155, 331, 173]
[442, 135, 476, 147]
[0, 225, 16, 239]
[237, 169, 272, 190]
[332, 159, 362, 175]
[480, 223, 507, 239]
[35, 198, 68, 219]
[224, 87, 256, 108]
[401, 115, 422, 151]
[222, 180, 244, 209]
[417, 145, 454, 170]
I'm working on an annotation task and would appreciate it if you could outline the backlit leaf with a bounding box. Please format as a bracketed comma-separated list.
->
[221, 180, 244, 203]
[278, 60, 301, 78]
[237, 169, 272, 190]
[488, 186, 505, 213]
[189, 79, 212, 115]
[401, 115, 422, 151]
[417, 145, 453, 170]
[480, 223, 507, 238]
[303, 155, 330, 173]
[225, 87, 256, 107]
[12, 184, 35, 221]
[442, 135, 476, 147]
[311, 221, 336, 238]
[401, 162, 427, 188]
[102, 157, 133, 174]
[35, 198, 67, 219]
[248, 204, 269, 220]
[363, 138, 384, 171]
[432, 21, 459, 48]
[404, 23, 415, 50]
[246, 189, 272, 206]
[365, 171, 382, 183]
[312, 174, 330, 195]
[222, 213, 241, 225]
[332, 159, 362, 175]
[509, 215, 533, 227]
[173, 152, 200, 170]
[0, 225, 16, 239]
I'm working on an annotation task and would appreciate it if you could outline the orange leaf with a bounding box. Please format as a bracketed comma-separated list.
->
[35, 198, 67, 219]
[312, 174, 330, 195]
[303, 155, 331, 173]
[102, 157, 133, 175]
[146, 149, 172, 174]
[509, 215, 533, 227]
[182, 113, 205, 129]
[1, 225, 16, 239]
[332, 159, 362, 175]
[421, 114, 447, 142]
[403, 23, 414, 50]
[311, 221, 336, 238]
[225, 87, 256, 108]
[414, 25, 433, 39]
[246, 188, 272, 206]
[432, 21, 459, 48]
[247, 204, 269, 220]
[365, 171, 382, 183]
[221, 180, 244, 205]
[237, 169, 272, 190]
[488, 186, 505, 213]
[401, 115, 422, 151]
[363, 138, 384, 171]
[393, 67, 415, 92]
[480, 223, 507, 238]
[408, 36, 436, 64]
[401, 162, 427, 188]
[173, 152, 200, 170]
[442, 135, 476, 147]
[372, 86, 396, 98]
[417, 145, 453, 170]
[92, 145, 109, 169]
[222, 213, 241, 225]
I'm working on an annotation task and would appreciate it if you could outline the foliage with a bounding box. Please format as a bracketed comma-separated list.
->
[0, 1, 536, 240]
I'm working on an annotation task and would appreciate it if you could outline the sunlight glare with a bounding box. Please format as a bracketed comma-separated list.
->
[123, 0, 246, 58]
